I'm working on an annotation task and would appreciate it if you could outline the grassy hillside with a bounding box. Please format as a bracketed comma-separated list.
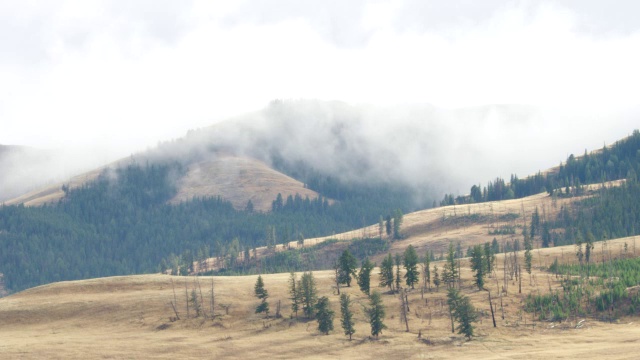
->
[2, 238, 640, 359]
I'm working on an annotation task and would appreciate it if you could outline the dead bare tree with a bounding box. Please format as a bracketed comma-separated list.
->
[185, 278, 190, 319]
[209, 278, 216, 319]
[169, 278, 180, 320]
[196, 277, 206, 318]
[399, 288, 410, 332]
[488, 290, 497, 328]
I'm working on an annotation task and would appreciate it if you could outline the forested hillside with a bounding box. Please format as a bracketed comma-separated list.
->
[443, 129, 640, 205]
[0, 160, 414, 293]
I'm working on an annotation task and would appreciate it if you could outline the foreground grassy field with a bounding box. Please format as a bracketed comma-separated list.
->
[2, 236, 640, 359]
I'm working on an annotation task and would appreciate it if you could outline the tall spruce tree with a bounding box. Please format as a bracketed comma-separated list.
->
[300, 272, 318, 319]
[366, 291, 386, 338]
[470, 245, 485, 290]
[421, 251, 431, 292]
[340, 293, 356, 340]
[315, 296, 334, 335]
[443, 243, 458, 289]
[403, 245, 420, 289]
[289, 272, 300, 318]
[379, 253, 395, 292]
[254, 275, 269, 317]
[448, 288, 477, 340]
[393, 209, 404, 239]
[358, 258, 375, 295]
[338, 250, 358, 287]
[394, 253, 402, 293]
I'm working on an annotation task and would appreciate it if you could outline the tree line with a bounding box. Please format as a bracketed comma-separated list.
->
[0, 161, 415, 293]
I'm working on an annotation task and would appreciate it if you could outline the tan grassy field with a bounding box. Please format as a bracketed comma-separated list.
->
[170, 155, 324, 212]
[2, 235, 640, 359]
[3, 154, 324, 213]
[195, 181, 622, 273]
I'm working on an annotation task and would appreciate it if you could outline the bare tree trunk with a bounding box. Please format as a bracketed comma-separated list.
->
[518, 265, 522, 294]
[197, 277, 206, 318]
[185, 278, 190, 319]
[210, 278, 215, 319]
[488, 290, 497, 328]
[171, 278, 180, 320]
[399, 289, 410, 332]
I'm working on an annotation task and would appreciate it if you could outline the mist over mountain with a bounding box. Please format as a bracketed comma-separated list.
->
[145, 100, 635, 204]
[0, 145, 113, 202]
[3, 100, 637, 206]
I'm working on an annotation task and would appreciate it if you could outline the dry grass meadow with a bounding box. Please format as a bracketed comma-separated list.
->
[2, 234, 640, 359]
[2, 165, 639, 359]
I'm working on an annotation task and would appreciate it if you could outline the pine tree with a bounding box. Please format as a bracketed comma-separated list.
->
[524, 233, 533, 280]
[366, 291, 386, 338]
[585, 231, 595, 278]
[315, 296, 334, 335]
[379, 253, 394, 292]
[190, 288, 202, 317]
[338, 250, 358, 287]
[433, 265, 441, 291]
[470, 245, 485, 290]
[393, 209, 404, 239]
[421, 251, 431, 292]
[289, 272, 300, 318]
[483, 242, 494, 275]
[394, 253, 402, 293]
[358, 258, 375, 295]
[254, 275, 269, 317]
[340, 293, 356, 340]
[300, 272, 318, 319]
[448, 288, 477, 340]
[403, 245, 420, 289]
[443, 243, 458, 289]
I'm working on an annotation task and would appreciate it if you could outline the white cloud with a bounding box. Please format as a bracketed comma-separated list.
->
[0, 0, 639, 194]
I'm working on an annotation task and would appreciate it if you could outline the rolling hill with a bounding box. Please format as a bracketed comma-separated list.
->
[4, 153, 324, 213]
[1, 225, 639, 358]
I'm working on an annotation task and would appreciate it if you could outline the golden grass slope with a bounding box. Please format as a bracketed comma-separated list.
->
[170, 155, 324, 212]
[2, 236, 640, 359]
[3, 154, 324, 212]
[194, 181, 622, 273]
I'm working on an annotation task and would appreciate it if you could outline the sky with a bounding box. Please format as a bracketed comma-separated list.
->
[1, 0, 640, 197]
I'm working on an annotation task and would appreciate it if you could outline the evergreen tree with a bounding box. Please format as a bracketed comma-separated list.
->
[483, 242, 494, 275]
[300, 272, 318, 319]
[541, 221, 552, 247]
[339, 293, 356, 340]
[190, 288, 202, 317]
[530, 207, 540, 239]
[443, 243, 458, 289]
[254, 275, 269, 317]
[421, 251, 431, 292]
[315, 296, 334, 335]
[403, 245, 420, 289]
[338, 250, 358, 287]
[585, 231, 595, 278]
[447, 288, 477, 340]
[357, 258, 375, 295]
[289, 272, 300, 318]
[366, 291, 386, 338]
[393, 209, 403, 239]
[524, 233, 533, 278]
[470, 245, 485, 290]
[394, 253, 402, 293]
[379, 253, 395, 291]
[433, 265, 441, 291]
[385, 215, 392, 237]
